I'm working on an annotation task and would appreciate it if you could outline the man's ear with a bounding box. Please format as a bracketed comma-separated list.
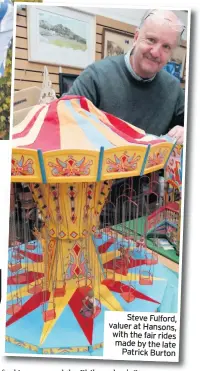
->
[133, 29, 139, 46]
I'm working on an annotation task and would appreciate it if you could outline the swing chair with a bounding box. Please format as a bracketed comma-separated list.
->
[12, 246, 24, 261]
[43, 301, 56, 322]
[9, 240, 21, 248]
[53, 279, 66, 297]
[94, 230, 103, 239]
[145, 251, 158, 265]
[8, 259, 22, 273]
[139, 270, 153, 285]
[6, 295, 22, 316]
[26, 242, 37, 251]
[114, 245, 130, 276]
[28, 279, 43, 295]
[120, 284, 136, 303]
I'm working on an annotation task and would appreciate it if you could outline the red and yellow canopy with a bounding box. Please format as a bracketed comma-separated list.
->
[12, 96, 176, 183]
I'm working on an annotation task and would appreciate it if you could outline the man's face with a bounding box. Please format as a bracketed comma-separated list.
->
[131, 18, 179, 78]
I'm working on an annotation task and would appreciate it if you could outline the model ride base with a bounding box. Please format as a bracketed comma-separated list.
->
[5, 233, 179, 357]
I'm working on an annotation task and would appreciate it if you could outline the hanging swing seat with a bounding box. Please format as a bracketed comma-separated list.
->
[114, 258, 128, 276]
[7, 269, 28, 285]
[6, 297, 22, 316]
[26, 243, 37, 251]
[94, 232, 102, 239]
[113, 248, 130, 275]
[139, 271, 153, 285]
[9, 240, 21, 248]
[43, 304, 56, 322]
[28, 280, 43, 295]
[120, 284, 136, 303]
[8, 261, 22, 273]
[145, 257, 153, 265]
[120, 290, 135, 303]
[15, 271, 28, 284]
[6, 303, 22, 316]
[53, 283, 66, 297]
[12, 252, 24, 260]
[145, 252, 158, 265]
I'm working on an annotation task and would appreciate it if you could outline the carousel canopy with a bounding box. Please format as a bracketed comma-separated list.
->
[12, 96, 176, 183]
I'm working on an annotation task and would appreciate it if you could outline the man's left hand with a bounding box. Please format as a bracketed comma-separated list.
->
[167, 125, 184, 145]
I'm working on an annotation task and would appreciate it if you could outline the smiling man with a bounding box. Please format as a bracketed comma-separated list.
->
[131, 10, 182, 78]
[66, 9, 185, 144]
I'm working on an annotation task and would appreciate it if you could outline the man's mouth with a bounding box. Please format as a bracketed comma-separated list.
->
[145, 56, 160, 64]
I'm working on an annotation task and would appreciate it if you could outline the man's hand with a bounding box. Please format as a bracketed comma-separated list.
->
[167, 125, 184, 145]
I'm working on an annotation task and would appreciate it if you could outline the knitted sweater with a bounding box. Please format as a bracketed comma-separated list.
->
[67, 54, 184, 136]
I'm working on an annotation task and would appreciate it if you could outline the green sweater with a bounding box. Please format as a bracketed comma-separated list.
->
[67, 54, 184, 136]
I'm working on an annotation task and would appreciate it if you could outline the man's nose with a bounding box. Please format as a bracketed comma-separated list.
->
[150, 44, 161, 59]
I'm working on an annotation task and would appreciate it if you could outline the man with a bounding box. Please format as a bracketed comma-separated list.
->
[67, 9, 185, 144]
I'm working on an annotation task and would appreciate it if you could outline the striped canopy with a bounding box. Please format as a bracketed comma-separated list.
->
[12, 96, 176, 183]
[13, 95, 174, 150]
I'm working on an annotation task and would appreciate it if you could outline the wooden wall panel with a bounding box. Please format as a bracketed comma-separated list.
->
[14, 8, 186, 96]
[14, 8, 136, 95]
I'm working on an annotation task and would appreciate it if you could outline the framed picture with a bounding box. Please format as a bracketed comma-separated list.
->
[163, 61, 182, 81]
[102, 28, 134, 58]
[27, 6, 96, 69]
[171, 45, 187, 80]
[59, 73, 78, 96]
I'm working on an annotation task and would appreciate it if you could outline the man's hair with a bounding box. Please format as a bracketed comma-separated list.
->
[139, 9, 185, 45]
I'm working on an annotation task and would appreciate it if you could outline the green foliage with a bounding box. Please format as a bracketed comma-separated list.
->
[0, 44, 12, 139]
[0, 1, 43, 138]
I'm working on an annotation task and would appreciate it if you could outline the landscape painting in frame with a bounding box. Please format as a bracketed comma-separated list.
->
[27, 5, 96, 69]
[102, 28, 133, 58]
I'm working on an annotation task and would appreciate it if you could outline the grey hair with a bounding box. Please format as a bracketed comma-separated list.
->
[139, 9, 185, 45]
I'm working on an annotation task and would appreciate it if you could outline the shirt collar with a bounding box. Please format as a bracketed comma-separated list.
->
[124, 49, 156, 82]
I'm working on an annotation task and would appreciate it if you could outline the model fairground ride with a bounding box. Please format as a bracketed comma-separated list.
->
[6, 96, 179, 356]
[145, 145, 182, 256]
[165, 145, 182, 255]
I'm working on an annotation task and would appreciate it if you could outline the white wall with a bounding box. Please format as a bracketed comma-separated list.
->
[26, 2, 189, 40]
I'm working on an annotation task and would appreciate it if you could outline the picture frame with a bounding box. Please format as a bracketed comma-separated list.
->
[171, 45, 187, 80]
[59, 72, 78, 96]
[163, 61, 182, 81]
[102, 28, 134, 58]
[27, 6, 96, 69]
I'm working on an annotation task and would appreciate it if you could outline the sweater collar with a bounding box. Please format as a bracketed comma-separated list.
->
[124, 49, 156, 82]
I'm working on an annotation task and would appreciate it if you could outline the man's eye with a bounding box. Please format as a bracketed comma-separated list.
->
[163, 44, 171, 50]
[147, 38, 155, 43]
